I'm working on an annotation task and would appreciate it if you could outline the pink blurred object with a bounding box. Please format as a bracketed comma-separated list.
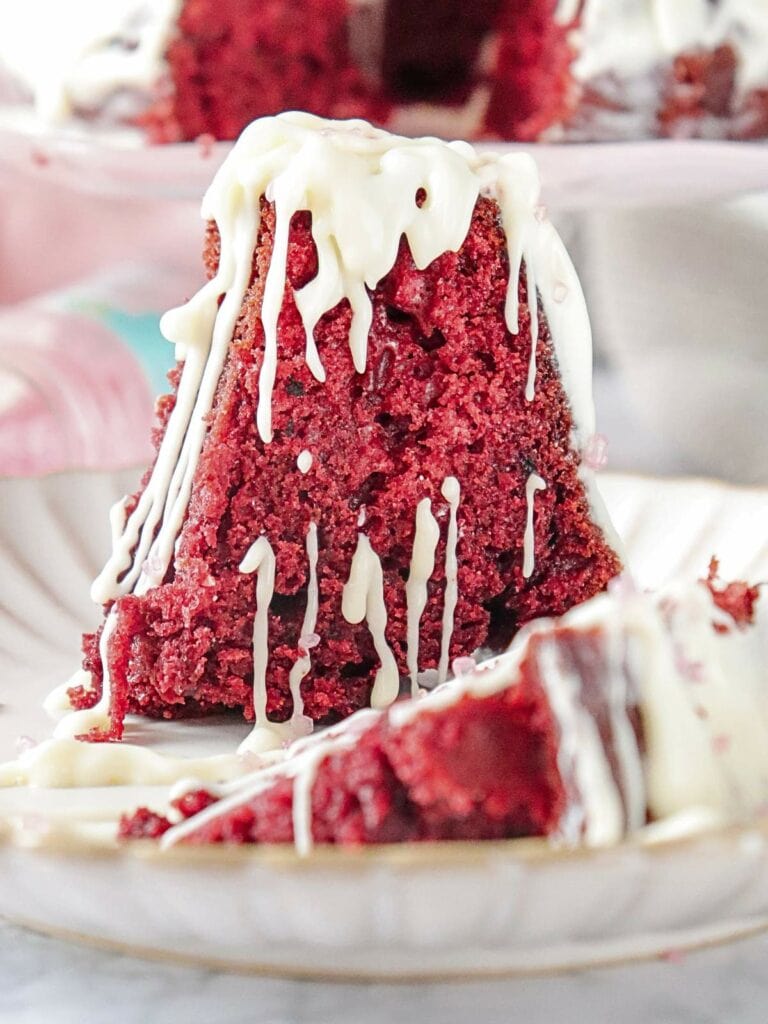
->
[0, 305, 154, 477]
[0, 165, 200, 305]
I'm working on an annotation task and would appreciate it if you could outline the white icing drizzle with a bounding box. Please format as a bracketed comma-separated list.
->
[92, 188, 261, 608]
[633, 586, 768, 821]
[523, 473, 547, 580]
[53, 609, 117, 738]
[108, 496, 129, 549]
[296, 450, 313, 474]
[289, 734, 359, 857]
[168, 112, 595, 442]
[289, 709, 384, 852]
[43, 676, 84, 717]
[603, 621, 647, 832]
[554, 0, 582, 23]
[567, 0, 768, 101]
[437, 476, 461, 685]
[342, 532, 400, 708]
[536, 637, 625, 845]
[554, 578, 768, 825]
[0, 737, 247, 789]
[405, 498, 441, 697]
[286, 522, 320, 721]
[494, 162, 541, 403]
[0, 0, 183, 122]
[59, 184, 260, 737]
[238, 536, 277, 750]
[524, 260, 539, 403]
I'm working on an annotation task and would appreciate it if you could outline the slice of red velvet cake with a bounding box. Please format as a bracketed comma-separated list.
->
[120, 566, 767, 850]
[55, 112, 620, 749]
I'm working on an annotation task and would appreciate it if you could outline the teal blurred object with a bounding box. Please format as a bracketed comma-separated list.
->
[99, 308, 175, 397]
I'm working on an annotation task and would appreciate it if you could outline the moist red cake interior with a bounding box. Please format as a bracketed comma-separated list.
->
[142, 0, 565, 142]
[119, 646, 567, 845]
[484, 0, 575, 141]
[74, 193, 619, 740]
[141, 0, 387, 143]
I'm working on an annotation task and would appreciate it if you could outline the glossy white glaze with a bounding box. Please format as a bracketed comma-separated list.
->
[523, 473, 547, 579]
[437, 476, 461, 685]
[405, 498, 440, 697]
[342, 533, 399, 709]
[238, 537, 277, 752]
[0, 0, 181, 121]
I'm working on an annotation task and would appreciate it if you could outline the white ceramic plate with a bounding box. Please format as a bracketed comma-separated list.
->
[0, 468, 767, 978]
[2, 107, 768, 208]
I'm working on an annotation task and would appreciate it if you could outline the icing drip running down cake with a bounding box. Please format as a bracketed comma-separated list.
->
[49, 111, 620, 751]
[1, 1, 767, 142]
[119, 565, 768, 850]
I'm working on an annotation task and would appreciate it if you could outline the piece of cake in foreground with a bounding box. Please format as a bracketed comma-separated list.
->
[120, 565, 767, 850]
[58, 112, 620, 746]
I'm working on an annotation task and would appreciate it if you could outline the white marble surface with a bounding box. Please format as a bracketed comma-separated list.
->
[1, 918, 767, 1023]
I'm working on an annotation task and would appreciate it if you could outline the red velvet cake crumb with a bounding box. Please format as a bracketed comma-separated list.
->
[118, 806, 172, 840]
[138, 3, 768, 145]
[173, 788, 220, 818]
[704, 557, 760, 630]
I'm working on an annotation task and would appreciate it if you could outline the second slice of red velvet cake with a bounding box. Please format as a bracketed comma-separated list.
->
[121, 568, 767, 850]
[57, 112, 620, 748]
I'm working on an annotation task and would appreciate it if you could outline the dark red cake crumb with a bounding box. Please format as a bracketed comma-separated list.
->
[121, 617, 649, 848]
[704, 557, 760, 630]
[77, 190, 620, 741]
[660, 44, 738, 136]
[654, 42, 768, 140]
[118, 806, 172, 840]
[173, 788, 220, 818]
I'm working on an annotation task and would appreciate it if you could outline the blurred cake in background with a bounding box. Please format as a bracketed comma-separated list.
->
[1, 0, 767, 143]
[0, 306, 154, 477]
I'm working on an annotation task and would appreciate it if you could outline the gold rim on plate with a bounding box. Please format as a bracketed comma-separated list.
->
[0, 811, 766, 867]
